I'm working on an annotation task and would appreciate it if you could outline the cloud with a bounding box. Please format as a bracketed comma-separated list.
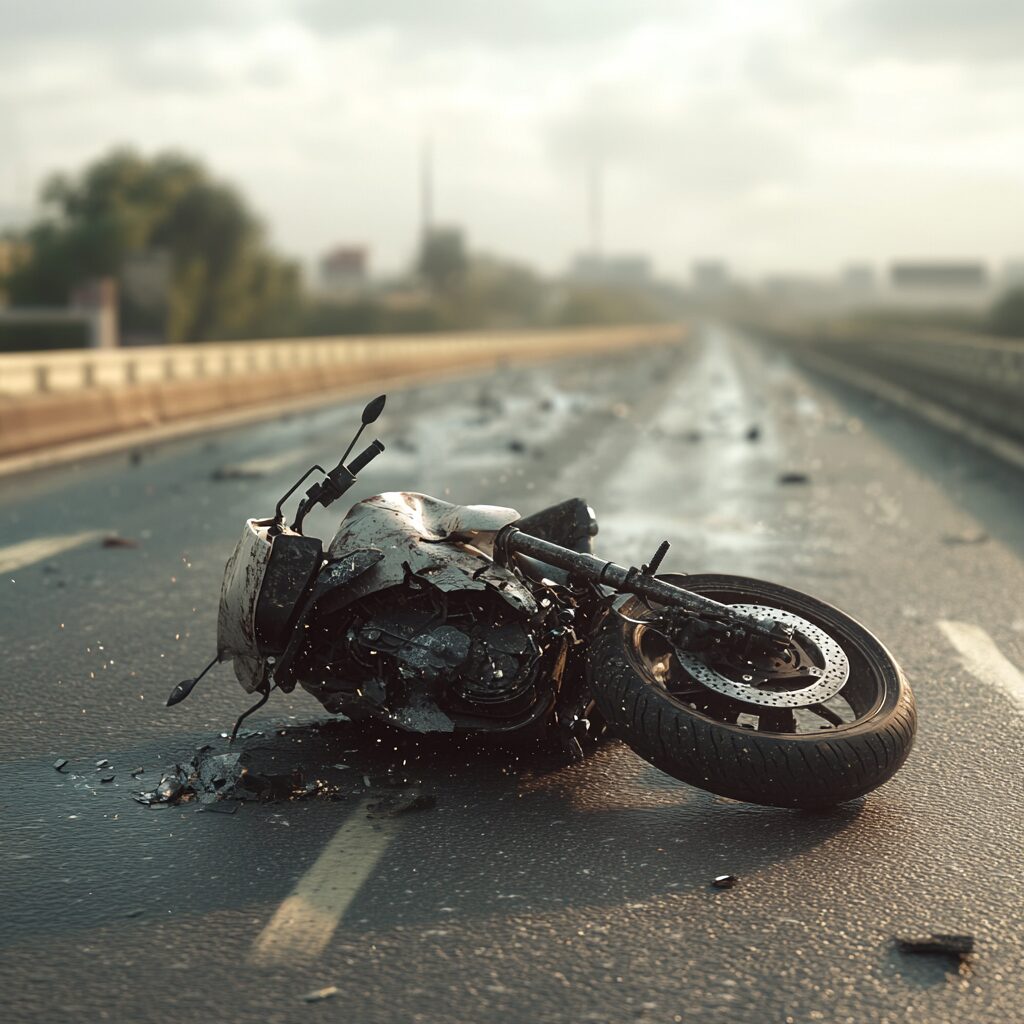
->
[293, 0, 690, 49]
[836, 0, 1024, 62]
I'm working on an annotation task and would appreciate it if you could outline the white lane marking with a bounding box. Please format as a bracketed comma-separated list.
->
[249, 799, 402, 965]
[0, 529, 107, 575]
[938, 620, 1024, 712]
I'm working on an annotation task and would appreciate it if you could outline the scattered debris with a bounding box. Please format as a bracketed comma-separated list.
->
[129, 766, 144, 777]
[301, 986, 339, 1004]
[211, 465, 265, 481]
[101, 535, 139, 549]
[129, 450, 144, 466]
[508, 439, 527, 454]
[95, 759, 111, 768]
[53, 758, 68, 772]
[746, 425, 761, 442]
[367, 790, 436, 817]
[778, 472, 810, 485]
[100, 772, 116, 783]
[897, 933, 974, 960]
[711, 874, 738, 890]
[941, 528, 988, 546]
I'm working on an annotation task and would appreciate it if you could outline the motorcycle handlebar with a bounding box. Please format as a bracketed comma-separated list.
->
[347, 439, 385, 475]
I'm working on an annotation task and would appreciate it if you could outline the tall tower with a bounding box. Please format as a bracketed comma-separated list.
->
[588, 159, 603, 258]
[420, 136, 434, 241]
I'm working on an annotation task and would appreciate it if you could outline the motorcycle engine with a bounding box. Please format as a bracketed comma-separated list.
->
[302, 583, 547, 727]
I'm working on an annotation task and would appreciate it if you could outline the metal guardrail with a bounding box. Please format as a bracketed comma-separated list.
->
[0, 326, 680, 397]
[754, 317, 1024, 444]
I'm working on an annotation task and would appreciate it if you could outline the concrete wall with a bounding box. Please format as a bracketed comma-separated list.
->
[0, 324, 685, 457]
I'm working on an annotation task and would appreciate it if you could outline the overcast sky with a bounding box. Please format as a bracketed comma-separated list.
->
[1, 0, 1022, 280]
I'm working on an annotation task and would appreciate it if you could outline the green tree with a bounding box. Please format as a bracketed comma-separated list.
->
[416, 226, 467, 294]
[5, 149, 302, 342]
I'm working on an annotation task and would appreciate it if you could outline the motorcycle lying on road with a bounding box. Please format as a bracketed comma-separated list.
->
[169, 395, 916, 809]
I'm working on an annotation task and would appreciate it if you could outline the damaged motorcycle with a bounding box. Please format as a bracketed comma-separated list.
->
[169, 394, 916, 809]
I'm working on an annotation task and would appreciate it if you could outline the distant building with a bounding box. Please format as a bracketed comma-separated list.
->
[890, 261, 988, 290]
[570, 253, 651, 286]
[320, 246, 369, 296]
[691, 261, 730, 293]
[885, 260, 992, 310]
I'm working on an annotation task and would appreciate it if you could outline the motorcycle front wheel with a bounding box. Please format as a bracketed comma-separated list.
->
[586, 574, 916, 809]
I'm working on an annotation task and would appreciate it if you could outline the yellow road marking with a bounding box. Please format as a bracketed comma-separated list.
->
[0, 529, 106, 575]
[249, 799, 403, 965]
[938, 620, 1024, 712]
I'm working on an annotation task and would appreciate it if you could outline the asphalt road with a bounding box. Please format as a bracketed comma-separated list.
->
[2, 324, 1022, 1024]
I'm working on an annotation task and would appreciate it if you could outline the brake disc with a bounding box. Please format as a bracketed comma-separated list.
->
[673, 604, 850, 708]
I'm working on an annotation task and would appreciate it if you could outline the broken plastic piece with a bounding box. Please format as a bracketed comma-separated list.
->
[95, 759, 111, 768]
[711, 874, 738, 889]
[156, 778, 185, 803]
[366, 791, 436, 817]
[897, 934, 974, 959]
[301, 986, 339, 1003]
[778, 472, 810, 485]
[53, 758, 68, 772]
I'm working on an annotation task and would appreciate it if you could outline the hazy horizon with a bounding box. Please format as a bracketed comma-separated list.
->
[2, 0, 1022, 281]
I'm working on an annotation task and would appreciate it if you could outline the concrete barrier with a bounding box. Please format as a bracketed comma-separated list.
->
[0, 324, 685, 457]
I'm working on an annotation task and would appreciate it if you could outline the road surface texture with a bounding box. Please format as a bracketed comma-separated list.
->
[2, 324, 1021, 1024]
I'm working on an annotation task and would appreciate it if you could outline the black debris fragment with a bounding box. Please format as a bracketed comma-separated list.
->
[156, 778, 185, 803]
[367, 790, 436, 817]
[897, 934, 974, 960]
[507, 439, 527, 454]
[53, 758, 68, 772]
[101, 535, 139, 549]
[746, 425, 761, 442]
[302, 986, 339, 1004]
[778, 472, 810, 485]
[211, 465, 265, 481]
[684, 429, 702, 443]
[711, 874, 738, 890]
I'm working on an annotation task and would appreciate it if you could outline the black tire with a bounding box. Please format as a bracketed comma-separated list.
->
[586, 574, 916, 808]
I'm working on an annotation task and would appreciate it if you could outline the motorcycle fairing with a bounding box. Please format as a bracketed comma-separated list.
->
[216, 517, 275, 693]
[272, 493, 538, 693]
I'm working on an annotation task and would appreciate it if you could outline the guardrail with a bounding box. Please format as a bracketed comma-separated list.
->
[753, 317, 1024, 445]
[0, 324, 685, 458]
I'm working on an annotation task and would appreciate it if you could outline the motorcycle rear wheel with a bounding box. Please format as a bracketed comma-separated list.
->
[586, 574, 916, 808]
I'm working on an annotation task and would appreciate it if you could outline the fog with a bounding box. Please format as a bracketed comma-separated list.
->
[1, 0, 1022, 279]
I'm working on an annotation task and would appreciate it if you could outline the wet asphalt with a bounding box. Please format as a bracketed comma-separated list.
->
[1, 323, 1023, 1024]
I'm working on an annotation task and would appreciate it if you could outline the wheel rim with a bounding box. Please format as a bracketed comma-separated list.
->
[620, 586, 887, 736]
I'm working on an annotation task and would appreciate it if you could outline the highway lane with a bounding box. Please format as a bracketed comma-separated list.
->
[1, 324, 1023, 1023]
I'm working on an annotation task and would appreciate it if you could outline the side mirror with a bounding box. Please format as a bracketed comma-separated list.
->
[362, 394, 386, 424]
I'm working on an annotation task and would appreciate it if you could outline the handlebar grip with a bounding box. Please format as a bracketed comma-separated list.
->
[347, 439, 385, 475]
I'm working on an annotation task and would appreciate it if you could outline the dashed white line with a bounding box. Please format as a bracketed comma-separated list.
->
[938, 620, 1024, 713]
[0, 529, 107, 575]
[249, 799, 403, 965]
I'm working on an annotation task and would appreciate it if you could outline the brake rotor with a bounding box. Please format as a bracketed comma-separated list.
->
[673, 604, 850, 709]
